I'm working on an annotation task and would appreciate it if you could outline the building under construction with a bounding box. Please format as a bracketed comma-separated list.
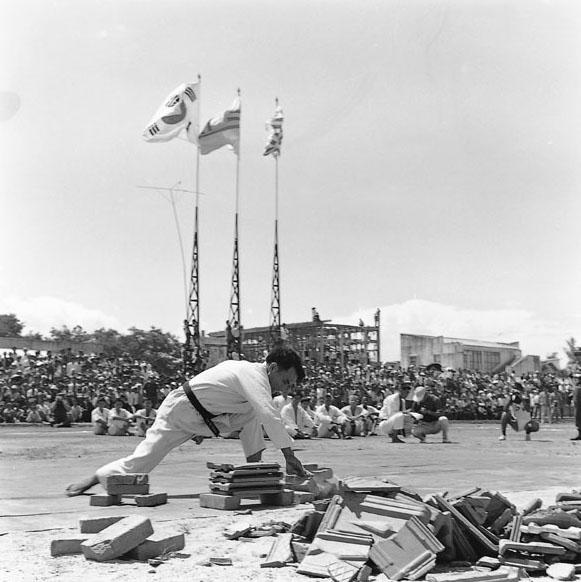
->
[206, 309, 381, 367]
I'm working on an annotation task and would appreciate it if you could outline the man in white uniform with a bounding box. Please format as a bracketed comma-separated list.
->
[108, 398, 134, 436]
[377, 383, 412, 443]
[281, 390, 316, 438]
[315, 394, 348, 439]
[65, 347, 310, 496]
[91, 396, 110, 435]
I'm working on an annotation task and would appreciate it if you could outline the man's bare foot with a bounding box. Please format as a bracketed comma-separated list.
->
[65, 475, 99, 497]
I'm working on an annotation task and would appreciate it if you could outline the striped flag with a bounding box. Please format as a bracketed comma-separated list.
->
[198, 97, 241, 156]
[143, 82, 200, 144]
[263, 104, 283, 158]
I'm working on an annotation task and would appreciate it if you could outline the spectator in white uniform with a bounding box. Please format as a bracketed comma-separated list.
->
[65, 347, 310, 496]
[91, 396, 110, 435]
[281, 390, 316, 438]
[377, 383, 412, 443]
[108, 398, 134, 436]
[315, 393, 348, 439]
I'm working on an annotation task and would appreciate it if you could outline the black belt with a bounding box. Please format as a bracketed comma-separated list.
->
[182, 382, 220, 437]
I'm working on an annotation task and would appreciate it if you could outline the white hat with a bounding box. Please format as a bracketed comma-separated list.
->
[413, 386, 426, 402]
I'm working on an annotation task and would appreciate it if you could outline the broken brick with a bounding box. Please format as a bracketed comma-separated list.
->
[81, 515, 154, 562]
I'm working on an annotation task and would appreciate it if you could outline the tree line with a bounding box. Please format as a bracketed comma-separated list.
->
[0, 313, 183, 377]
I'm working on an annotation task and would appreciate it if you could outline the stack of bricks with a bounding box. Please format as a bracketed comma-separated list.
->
[495, 489, 581, 573]
[199, 462, 294, 510]
[89, 474, 168, 508]
[50, 515, 185, 561]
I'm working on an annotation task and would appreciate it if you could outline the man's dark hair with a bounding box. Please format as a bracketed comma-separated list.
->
[266, 347, 305, 382]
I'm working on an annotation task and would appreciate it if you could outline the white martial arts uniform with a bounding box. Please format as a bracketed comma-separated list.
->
[315, 404, 347, 438]
[91, 407, 110, 435]
[95, 360, 293, 487]
[280, 402, 316, 437]
[377, 393, 408, 436]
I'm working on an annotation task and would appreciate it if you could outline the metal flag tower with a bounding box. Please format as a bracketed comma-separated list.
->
[227, 89, 242, 360]
[265, 99, 284, 346]
[184, 145, 202, 376]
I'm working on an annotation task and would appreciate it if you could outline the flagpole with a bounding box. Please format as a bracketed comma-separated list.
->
[269, 99, 282, 346]
[227, 88, 242, 360]
[185, 74, 202, 376]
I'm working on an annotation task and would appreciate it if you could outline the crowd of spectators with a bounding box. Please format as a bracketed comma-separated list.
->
[0, 348, 177, 427]
[0, 347, 577, 430]
[298, 360, 578, 423]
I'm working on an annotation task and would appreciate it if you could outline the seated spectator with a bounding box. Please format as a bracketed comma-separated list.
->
[280, 390, 317, 439]
[25, 403, 44, 424]
[91, 396, 110, 435]
[340, 395, 366, 437]
[315, 393, 348, 439]
[273, 392, 292, 412]
[108, 397, 134, 436]
[50, 394, 72, 428]
[360, 395, 380, 436]
[133, 398, 157, 437]
[69, 398, 84, 423]
[1, 401, 17, 423]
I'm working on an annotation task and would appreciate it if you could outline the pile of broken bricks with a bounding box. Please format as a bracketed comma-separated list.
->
[256, 478, 581, 581]
[50, 514, 185, 563]
[53, 465, 581, 580]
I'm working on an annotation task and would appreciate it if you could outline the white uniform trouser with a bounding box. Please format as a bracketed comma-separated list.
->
[95, 389, 264, 488]
[377, 412, 405, 436]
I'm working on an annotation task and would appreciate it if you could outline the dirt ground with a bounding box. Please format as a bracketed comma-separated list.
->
[1, 420, 580, 582]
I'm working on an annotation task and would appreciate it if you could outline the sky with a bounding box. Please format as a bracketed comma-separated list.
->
[1, 0, 580, 364]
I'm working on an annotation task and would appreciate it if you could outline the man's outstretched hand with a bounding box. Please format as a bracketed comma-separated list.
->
[281, 447, 311, 479]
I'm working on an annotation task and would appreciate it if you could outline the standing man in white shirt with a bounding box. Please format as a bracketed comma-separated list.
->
[65, 347, 310, 496]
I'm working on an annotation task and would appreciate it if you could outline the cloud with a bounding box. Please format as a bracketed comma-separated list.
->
[0, 296, 121, 336]
[337, 299, 572, 365]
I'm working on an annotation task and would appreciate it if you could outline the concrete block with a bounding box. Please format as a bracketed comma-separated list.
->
[107, 483, 150, 496]
[89, 494, 122, 507]
[51, 535, 92, 556]
[106, 474, 149, 487]
[124, 528, 185, 561]
[260, 532, 293, 568]
[199, 493, 241, 510]
[293, 491, 316, 504]
[291, 540, 310, 562]
[134, 493, 168, 507]
[260, 489, 294, 506]
[426, 566, 523, 582]
[521, 498, 543, 516]
[79, 516, 125, 534]
[81, 515, 154, 562]
[546, 563, 576, 581]
[327, 560, 360, 582]
[499, 539, 566, 556]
